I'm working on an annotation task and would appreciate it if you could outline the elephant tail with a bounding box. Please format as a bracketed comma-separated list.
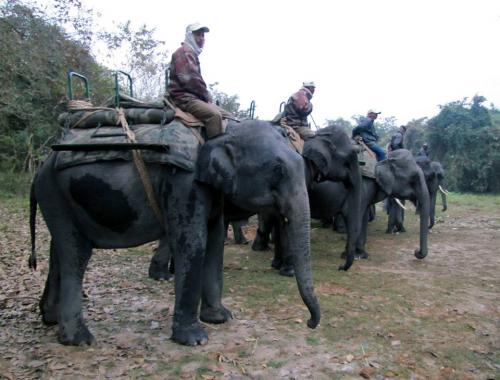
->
[29, 180, 37, 270]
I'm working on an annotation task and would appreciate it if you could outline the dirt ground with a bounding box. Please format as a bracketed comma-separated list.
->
[0, 194, 499, 379]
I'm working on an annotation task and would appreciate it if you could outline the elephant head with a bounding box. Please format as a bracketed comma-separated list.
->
[302, 126, 362, 271]
[416, 156, 447, 228]
[196, 120, 320, 328]
[376, 149, 430, 259]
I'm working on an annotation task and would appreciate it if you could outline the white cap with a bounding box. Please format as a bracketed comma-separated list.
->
[303, 81, 316, 88]
[186, 23, 210, 33]
[367, 109, 381, 114]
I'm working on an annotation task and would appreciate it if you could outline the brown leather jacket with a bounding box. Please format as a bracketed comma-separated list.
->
[168, 43, 210, 104]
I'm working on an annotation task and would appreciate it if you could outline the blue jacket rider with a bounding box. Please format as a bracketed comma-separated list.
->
[352, 109, 386, 161]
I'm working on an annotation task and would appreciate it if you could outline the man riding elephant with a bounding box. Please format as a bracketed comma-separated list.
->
[352, 109, 386, 161]
[167, 23, 228, 138]
[282, 81, 316, 139]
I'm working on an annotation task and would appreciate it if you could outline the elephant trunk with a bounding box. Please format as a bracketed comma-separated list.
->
[415, 169, 430, 259]
[339, 157, 362, 271]
[283, 193, 320, 328]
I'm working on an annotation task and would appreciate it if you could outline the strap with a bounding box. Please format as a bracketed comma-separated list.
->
[280, 120, 304, 154]
[117, 108, 164, 225]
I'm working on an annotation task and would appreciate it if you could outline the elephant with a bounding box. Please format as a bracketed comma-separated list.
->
[252, 125, 362, 275]
[29, 120, 320, 347]
[307, 149, 430, 260]
[386, 156, 447, 233]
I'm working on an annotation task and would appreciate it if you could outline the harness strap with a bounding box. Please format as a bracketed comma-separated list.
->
[117, 108, 164, 225]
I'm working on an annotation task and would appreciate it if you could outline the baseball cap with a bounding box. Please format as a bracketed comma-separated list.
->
[367, 109, 381, 114]
[303, 81, 316, 88]
[186, 23, 210, 33]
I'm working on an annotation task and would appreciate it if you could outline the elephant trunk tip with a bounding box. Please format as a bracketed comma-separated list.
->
[307, 309, 320, 329]
[414, 248, 427, 259]
[338, 263, 352, 271]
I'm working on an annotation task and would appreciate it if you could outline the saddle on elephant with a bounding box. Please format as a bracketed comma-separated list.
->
[353, 136, 377, 179]
[53, 93, 206, 172]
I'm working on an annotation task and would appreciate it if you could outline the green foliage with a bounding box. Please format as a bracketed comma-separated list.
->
[98, 21, 169, 101]
[209, 82, 249, 119]
[0, 170, 33, 197]
[426, 96, 499, 193]
[404, 118, 428, 154]
[0, 0, 112, 171]
[325, 117, 353, 133]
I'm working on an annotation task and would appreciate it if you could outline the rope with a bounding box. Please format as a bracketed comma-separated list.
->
[68, 100, 94, 110]
[116, 108, 164, 225]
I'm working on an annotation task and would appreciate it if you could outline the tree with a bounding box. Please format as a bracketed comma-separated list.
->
[208, 82, 249, 119]
[426, 96, 499, 192]
[0, 0, 112, 171]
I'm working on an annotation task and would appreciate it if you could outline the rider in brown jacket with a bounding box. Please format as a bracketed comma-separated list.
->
[167, 23, 224, 138]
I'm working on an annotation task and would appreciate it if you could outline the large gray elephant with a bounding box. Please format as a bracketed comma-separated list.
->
[252, 125, 362, 274]
[30, 120, 320, 347]
[308, 149, 430, 259]
[386, 156, 447, 232]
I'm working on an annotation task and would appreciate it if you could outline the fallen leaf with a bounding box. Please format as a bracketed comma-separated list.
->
[359, 366, 375, 379]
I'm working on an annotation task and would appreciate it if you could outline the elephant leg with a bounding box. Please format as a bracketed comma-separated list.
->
[200, 214, 232, 324]
[251, 214, 272, 251]
[148, 237, 173, 281]
[40, 240, 60, 325]
[333, 214, 347, 233]
[169, 182, 209, 346]
[232, 220, 249, 245]
[355, 208, 370, 259]
[55, 230, 94, 346]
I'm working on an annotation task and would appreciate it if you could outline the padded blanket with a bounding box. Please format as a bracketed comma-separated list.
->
[54, 120, 201, 172]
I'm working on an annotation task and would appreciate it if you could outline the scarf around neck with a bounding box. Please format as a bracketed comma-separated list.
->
[184, 31, 202, 56]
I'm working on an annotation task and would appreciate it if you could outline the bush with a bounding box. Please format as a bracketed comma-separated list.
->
[0, 171, 33, 197]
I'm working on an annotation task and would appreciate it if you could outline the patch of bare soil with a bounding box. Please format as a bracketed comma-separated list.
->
[0, 199, 499, 379]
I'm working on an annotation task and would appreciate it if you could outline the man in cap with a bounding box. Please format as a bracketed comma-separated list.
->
[388, 125, 407, 151]
[352, 109, 386, 161]
[167, 23, 224, 138]
[417, 143, 430, 158]
[282, 81, 316, 139]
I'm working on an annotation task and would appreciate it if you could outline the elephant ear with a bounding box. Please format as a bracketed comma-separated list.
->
[375, 160, 395, 195]
[302, 133, 336, 177]
[195, 136, 236, 194]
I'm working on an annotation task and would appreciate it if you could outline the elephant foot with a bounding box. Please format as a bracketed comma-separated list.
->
[58, 322, 95, 346]
[171, 321, 208, 346]
[40, 300, 58, 325]
[414, 249, 427, 259]
[252, 236, 270, 251]
[279, 266, 295, 277]
[398, 226, 406, 233]
[235, 238, 250, 245]
[148, 260, 173, 281]
[200, 305, 233, 324]
[148, 268, 173, 281]
[271, 258, 282, 270]
[354, 250, 369, 260]
[41, 310, 58, 326]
